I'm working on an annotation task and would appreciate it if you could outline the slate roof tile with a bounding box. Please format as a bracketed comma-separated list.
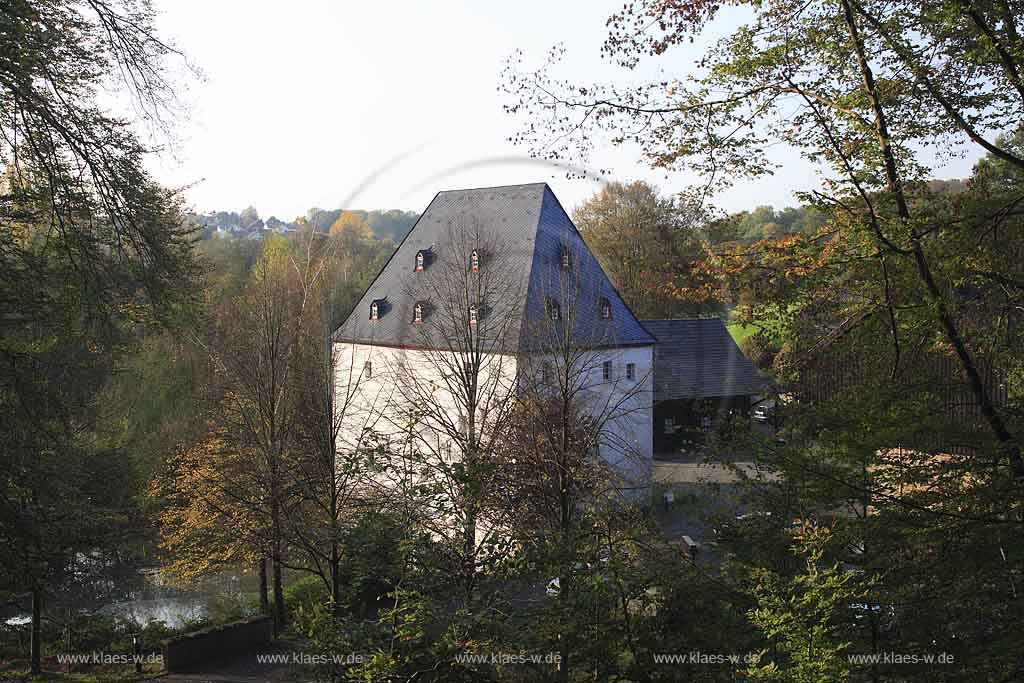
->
[642, 318, 765, 401]
[333, 183, 655, 351]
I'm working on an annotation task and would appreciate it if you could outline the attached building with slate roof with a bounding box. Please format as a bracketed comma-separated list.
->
[332, 183, 763, 505]
[642, 318, 764, 452]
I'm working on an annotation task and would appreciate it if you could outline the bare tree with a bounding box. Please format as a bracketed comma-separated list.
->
[166, 238, 317, 631]
[285, 249, 392, 616]
[384, 217, 526, 608]
[488, 241, 654, 682]
[162, 231, 399, 627]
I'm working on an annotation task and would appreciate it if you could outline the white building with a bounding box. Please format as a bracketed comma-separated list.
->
[332, 183, 657, 504]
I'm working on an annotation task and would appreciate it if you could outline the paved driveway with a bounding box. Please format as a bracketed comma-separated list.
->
[654, 460, 779, 484]
[157, 642, 295, 683]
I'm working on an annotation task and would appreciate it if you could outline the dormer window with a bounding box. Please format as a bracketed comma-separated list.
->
[560, 244, 571, 270]
[415, 250, 425, 272]
[547, 298, 560, 321]
[469, 305, 478, 326]
[599, 297, 612, 320]
[470, 249, 480, 272]
[413, 302, 424, 324]
[369, 300, 380, 321]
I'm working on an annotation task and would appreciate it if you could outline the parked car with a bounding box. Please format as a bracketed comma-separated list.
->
[848, 601, 898, 632]
[546, 561, 604, 597]
[753, 402, 775, 422]
[712, 511, 773, 541]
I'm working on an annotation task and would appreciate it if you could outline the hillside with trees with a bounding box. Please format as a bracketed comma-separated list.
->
[191, 206, 419, 243]
[4, 0, 1024, 681]
[503, 0, 1024, 679]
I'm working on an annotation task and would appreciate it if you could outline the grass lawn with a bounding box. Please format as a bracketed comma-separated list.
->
[725, 307, 758, 346]
[0, 662, 163, 682]
[726, 320, 757, 345]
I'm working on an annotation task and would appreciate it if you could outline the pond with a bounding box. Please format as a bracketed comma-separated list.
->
[3, 554, 260, 629]
[97, 567, 256, 628]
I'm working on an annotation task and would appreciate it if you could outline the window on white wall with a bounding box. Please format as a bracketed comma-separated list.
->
[364, 360, 372, 379]
[542, 361, 553, 385]
[547, 298, 560, 320]
[626, 362, 636, 380]
[602, 360, 613, 381]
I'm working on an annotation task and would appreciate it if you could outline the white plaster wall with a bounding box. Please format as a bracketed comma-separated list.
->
[333, 342, 653, 505]
[575, 346, 654, 505]
[332, 341, 519, 497]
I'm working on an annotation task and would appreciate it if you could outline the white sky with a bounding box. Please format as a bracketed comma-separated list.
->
[148, 0, 984, 220]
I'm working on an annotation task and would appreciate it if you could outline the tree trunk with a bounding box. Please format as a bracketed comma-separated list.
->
[271, 491, 286, 631]
[557, 408, 571, 683]
[259, 557, 269, 614]
[557, 576, 570, 683]
[268, 444, 287, 632]
[462, 436, 478, 610]
[30, 586, 42, 674]
[840, 0, 1024, 477]
[330, 536, 341, 618]
[272, 554, 285, 632]
[463, 509, 477, 609]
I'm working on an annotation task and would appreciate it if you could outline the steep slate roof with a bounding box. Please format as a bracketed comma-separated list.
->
[332, 183, 655, 351]
[643, 318, 764, 401]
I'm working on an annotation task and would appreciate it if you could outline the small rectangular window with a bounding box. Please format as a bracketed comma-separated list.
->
[602, 360, 613, 381]
[547, 299, 560, 321]
[364, 361, 372, 379]
[626, 362, 636, 380]
[542, 361, 553, 384]
[664, 417, 675, 435]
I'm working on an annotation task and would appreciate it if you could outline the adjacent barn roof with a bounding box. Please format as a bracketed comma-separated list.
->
[643, 318, 764, 401]
[332, 183, 655, 351]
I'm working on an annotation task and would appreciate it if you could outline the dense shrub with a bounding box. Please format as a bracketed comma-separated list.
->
[284, 575, 329, 617]
[739, 333, 778, 371]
